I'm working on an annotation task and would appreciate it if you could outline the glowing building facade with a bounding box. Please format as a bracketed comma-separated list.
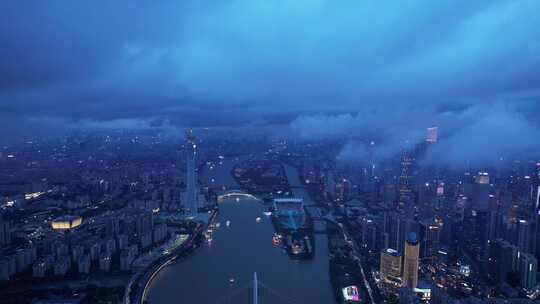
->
[399, 152, 414, 207]
[426, 126, 438, 143]
[51, 215, 83, 230]
[380, 248, 402, 284]
[403, 232, 420, 289]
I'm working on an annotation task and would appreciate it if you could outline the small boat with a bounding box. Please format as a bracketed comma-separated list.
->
[256, 217, 261, 223]
[226, 220, 231, 227]
[263, 211, 272, 216]
[215, 222, 221, 228]
[272, 234, 282, 246]
[204, 230, 213, 241]
[229, 278, 235, 284]
[235, 197, 240, 202]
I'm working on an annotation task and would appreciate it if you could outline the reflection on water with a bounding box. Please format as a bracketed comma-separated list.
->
[146, 197, 334, 304]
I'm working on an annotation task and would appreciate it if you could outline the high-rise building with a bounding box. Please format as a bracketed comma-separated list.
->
[386, 212, 418, 254]
[517, 219, 536, 255]
[535, 185, 540, 210]
[419, 219, 441, 261]
[380, 248, 402, 284]
[488, 239, 518, 285]
[426, 127, 438, 143]
[398, 152, 415, 208]
[184, 129, 199, 217]
[402, 232, 420, 289]
[475, 172, 490, 185]
[518, 252, 537, 289]
[0, 215, 12, 246]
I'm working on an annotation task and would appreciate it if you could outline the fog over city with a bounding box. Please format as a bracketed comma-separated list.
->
[1, 1, 540, 162]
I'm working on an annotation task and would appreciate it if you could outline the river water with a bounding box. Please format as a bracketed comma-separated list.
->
[146, 196, 334, 303]
[146, 157, 335, 303]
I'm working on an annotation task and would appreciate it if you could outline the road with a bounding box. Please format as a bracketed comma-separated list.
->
[341, 225, 376, 304]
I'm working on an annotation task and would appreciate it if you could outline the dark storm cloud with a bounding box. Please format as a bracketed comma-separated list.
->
[1, 0, 540, 161]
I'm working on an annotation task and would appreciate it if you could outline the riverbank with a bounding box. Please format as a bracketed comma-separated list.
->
[146, 195, 335, 303]
[124, 209, 218, 304]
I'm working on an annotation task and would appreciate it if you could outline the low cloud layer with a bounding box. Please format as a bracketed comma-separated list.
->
[292, 98, 540, 165]
[1, 0, 540, 162]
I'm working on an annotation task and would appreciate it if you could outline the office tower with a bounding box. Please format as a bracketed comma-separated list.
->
[380, 248, 402, 283]
[518, 252, 537, 289]
[324, 171, 336, 201]
[426, 126, 438, 143]
[398, 152, 415, 208]
[336, 178, 351, 202]
[487, 194, 503, 243]
[517, 219, 536, 254]
[475, 171, 490, 185]
[535, 186, 540, 210]
[471, 172, 491, 211]
[488, 239, 518, 285]
[464, 209, 489, 254]
[386, 213, 419, 254]
[0, 215, 11, 246]
[419, 219, 441, 261]
[402, 232, 420, 289]
[436, 182, 445, 197]
[184, 129, 199, 216]
[361, 217, 378, 250]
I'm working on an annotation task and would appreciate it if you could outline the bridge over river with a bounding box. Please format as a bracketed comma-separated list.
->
[144, 156, 335, 304]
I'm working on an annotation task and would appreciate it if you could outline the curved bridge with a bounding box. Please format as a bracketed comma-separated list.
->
[217, 190, 258, 202]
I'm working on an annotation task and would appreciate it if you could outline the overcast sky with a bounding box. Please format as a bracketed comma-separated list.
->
[1, 1, 539, 162]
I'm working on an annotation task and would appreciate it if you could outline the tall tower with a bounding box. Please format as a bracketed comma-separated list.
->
[426, 126, 438, 143]
[403, 232, 419, 289]
[398, 151, 414, 208]
[184, 129, 199, 217]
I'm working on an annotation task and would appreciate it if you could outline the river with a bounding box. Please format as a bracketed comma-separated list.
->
[145, 157, 335, 304]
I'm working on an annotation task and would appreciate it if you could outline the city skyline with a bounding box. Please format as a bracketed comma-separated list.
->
[1, 1, 540, 304]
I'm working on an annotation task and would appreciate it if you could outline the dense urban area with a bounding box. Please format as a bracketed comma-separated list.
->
[1, 126, 539, 304]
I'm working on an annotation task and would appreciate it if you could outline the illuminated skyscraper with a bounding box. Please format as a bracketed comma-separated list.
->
[380, 248, 402, 284]
[403, 232, 420, 289]
[399, 152, 414, 207]
[426, 126, 438, 143]
[536, 186, 540, 210]
[419, 219, 441, 261]
[475, 172, 490, 185]
[518, 252, 537, 289]
[471, 172, 491, 211]
[184, 129, 199, 217]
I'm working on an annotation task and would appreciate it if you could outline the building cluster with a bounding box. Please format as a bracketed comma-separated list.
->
[0, 207, 173, 282]
[0, 131, 211, 290]
[282, 127, 540, 302]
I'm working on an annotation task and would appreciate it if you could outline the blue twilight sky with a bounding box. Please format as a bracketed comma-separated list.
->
[1, 1, 540, 162]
